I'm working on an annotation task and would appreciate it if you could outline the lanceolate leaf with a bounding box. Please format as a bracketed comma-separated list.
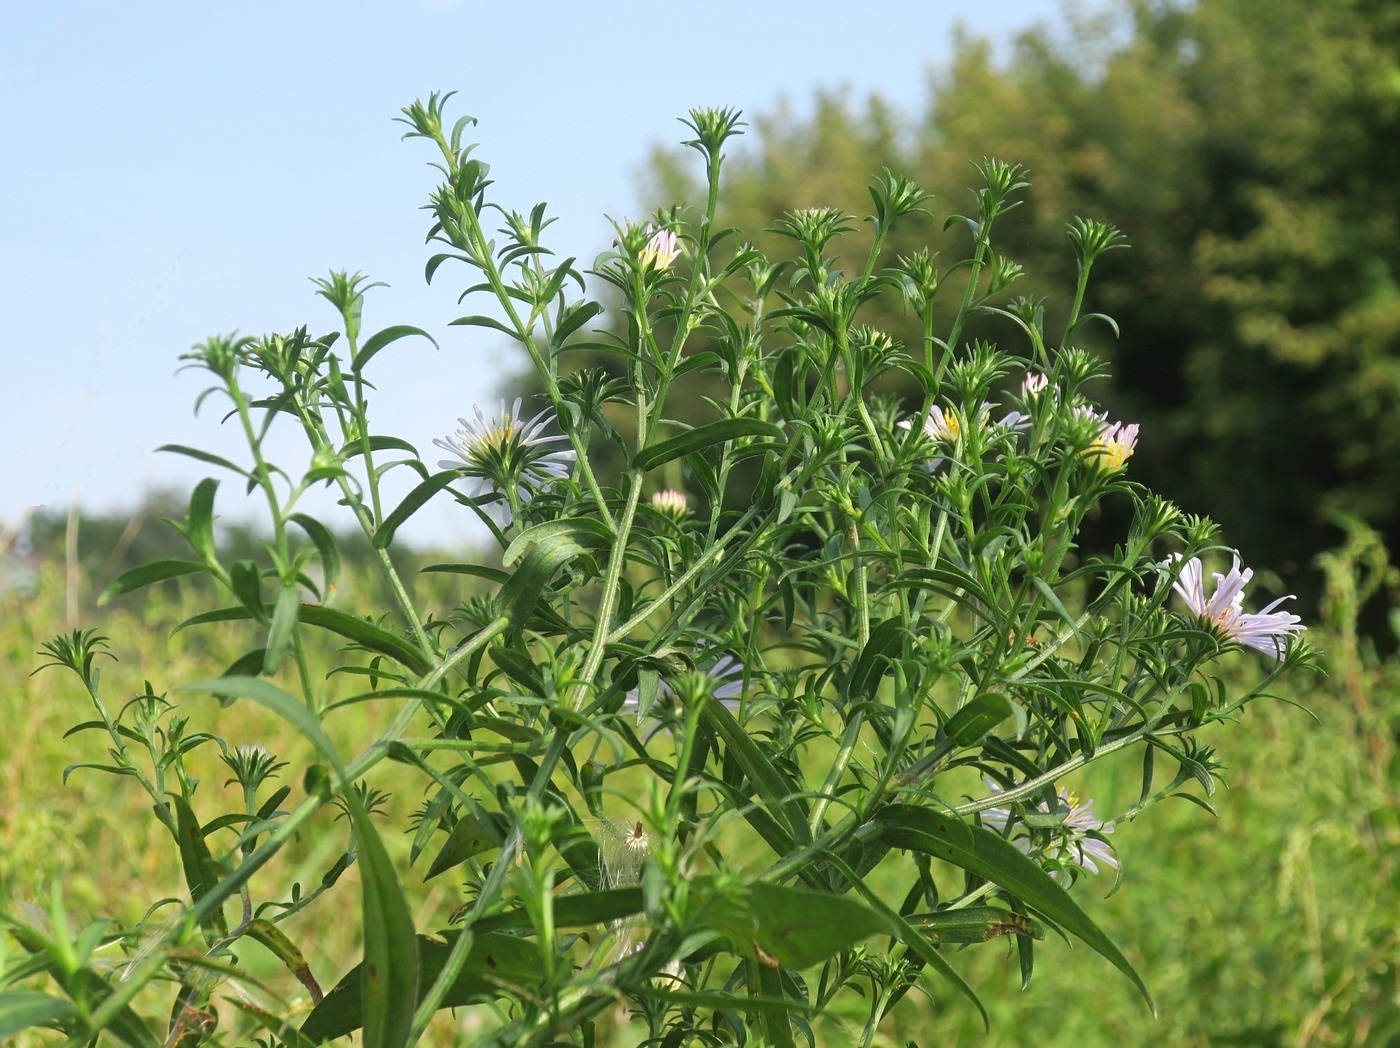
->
[877, 804, 1153, 1011]
[703, 701, 812, 847]
[178, 676, 343, 774]
[172, 796, 229, 941]
[470, 887, 643, 933]
[183, 477, 220, 563]
[298, 605, 433, 676]
[495, 536, 583, 627]
[375, 471, 460, 548]
[0, 992, 77, 1041]
[97, 560, 208, 605]
[906, 906, 1044, 945]
[300, 932, 538, 1042]
[502, 516, 615, 566]
[173, 605, 434, 677]
[262, 583, 302, 674]
[244, 919, 323, 1003]
[844, 616, 906, 700]
[157, 443, 252, 479]
[353, 324, 437, 372]
[741, 882, 889, 969]
[632, 418, 784, 472]
[943, 692, 1014, 748]
[347, 793, 419, 1048]
[822, 852, 988, 1029]
[290, 513, 342, 601]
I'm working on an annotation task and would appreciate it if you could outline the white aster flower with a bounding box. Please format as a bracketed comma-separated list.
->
[899, 404, 974, 443]
[1021, 371, 1049, 397]
[637, 225, 681, 271]
[980, 779, 1118, 878]
[899, 403, 1029, 470]
[650, 488, 690, 517]
[434, 398, 576, 525]
[1166, 553, 1306, 659]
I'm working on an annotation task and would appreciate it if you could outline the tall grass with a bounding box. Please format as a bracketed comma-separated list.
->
[3, 531, 1396, 1046]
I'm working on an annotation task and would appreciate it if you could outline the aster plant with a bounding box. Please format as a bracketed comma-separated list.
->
[6, 95, 1317, 1047]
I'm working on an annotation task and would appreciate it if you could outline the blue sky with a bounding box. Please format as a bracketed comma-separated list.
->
[2, 0, 1074, 549]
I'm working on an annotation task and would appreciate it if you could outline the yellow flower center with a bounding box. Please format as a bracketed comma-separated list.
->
[1084, 436, 1132, 471]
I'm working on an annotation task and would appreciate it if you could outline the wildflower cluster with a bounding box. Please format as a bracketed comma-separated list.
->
[12, 94, 1315, 1048]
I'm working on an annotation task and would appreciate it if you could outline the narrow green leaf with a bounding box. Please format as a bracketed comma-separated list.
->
[347, 793, 418, 1048]
[0, 992, 76, 1039]
[341, 435, 421, 460]
[449, 314, 519, 339]
[550, 300, 603, 346]
[743, 882, 889, 969]
[896, 566, 992, 608]
[299, 605, 431, 675]
[229, 559, 265, 619]
[944, 692, 1014, 748]
[502, 516, 614, 567]
[907, 906, 1043, 945]
[244, 919, 323, 1004]
[823, 851, 988, 1029]
[754, 962, 797, 1048]
[703, 701, 812, 847]
[496, 536, 583, 628]
[672, 350, 723, 378]
[1031, 575, 1081, 631]
[172, 796, 229, 941]
[376, 471, 460, 549]
[419, 562, 509, 584]
[290, 513, 342, 602]
[262, 583, 302, 674]
[177, 604, 433, 677]
[471, 887, 644, 933]
[97, 560, 207, 605]
[877, 804, 1153, 1011]
[633, 418, 784, 472]
[157, 444, 251, 478]
[300, 932, 537, 1042]
[353, 324, 437, 372]
[425, 813, 502, 880]
[179, 677, 344, 775]
[226, 998, 320, 1048]
[845, 616, 906, 699]
[184, 478, 219, 562]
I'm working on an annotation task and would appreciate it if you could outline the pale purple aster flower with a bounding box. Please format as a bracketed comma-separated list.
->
[1060, 794, 1118, 875]
[621, 655, 745, 719]
[995, 410, 1032, 433]
[435, 398, 576, 525]
[1073, 406, 1138, 471]
[638, 225, 680, 270]
[980, 779, 1118, 877]
[1166, 553, 1306, 658]
[1021, 371, 1048, 397]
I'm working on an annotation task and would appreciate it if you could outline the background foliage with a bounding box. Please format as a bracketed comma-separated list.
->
[643, 0, 1400, 621]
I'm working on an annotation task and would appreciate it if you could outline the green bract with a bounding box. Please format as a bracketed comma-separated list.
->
[7, 94, 1316, 1047]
